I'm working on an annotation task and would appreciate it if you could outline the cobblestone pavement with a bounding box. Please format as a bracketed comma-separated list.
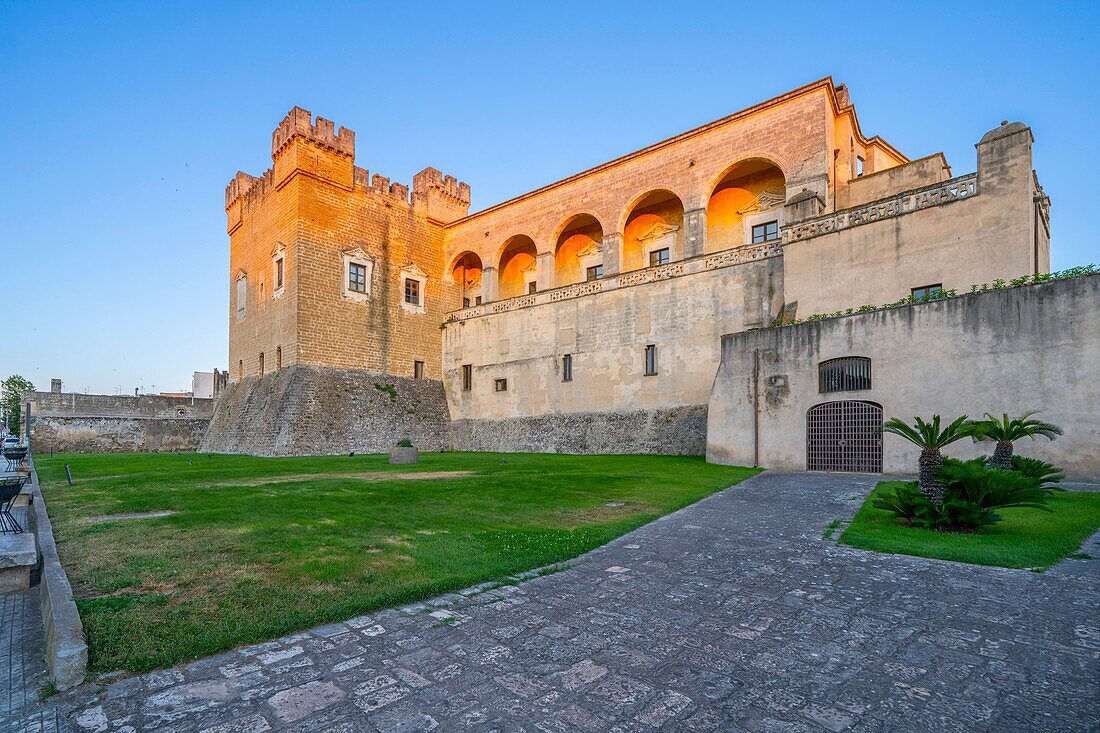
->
[3, 590, 63, 733]
[37, 471, 1100, 732]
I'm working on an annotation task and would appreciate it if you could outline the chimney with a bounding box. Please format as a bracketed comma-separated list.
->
[51, 379, 62, 393]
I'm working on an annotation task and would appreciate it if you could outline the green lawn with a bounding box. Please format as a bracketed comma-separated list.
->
[35, 451, 757, 674]
[839, 480, 1100, 570]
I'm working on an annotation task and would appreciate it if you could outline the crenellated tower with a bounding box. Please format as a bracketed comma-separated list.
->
[225, 107, 470, 382]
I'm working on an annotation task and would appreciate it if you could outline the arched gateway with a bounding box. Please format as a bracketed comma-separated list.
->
[806, 401, 883, 473]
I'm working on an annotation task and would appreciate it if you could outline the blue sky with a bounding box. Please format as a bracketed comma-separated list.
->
[2, 1, 1098, 394]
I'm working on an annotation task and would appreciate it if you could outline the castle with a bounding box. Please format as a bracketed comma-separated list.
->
[207, 78, 1093, 476]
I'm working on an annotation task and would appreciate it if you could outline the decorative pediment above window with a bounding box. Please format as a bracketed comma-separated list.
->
[270, 242, 286, 259]
[400, 262, 429, 281]
[344, 246, 371, 262]
[575, 242, 603, 269]
[737, 190, 786, 216]
[637, 222, 680, 243]
[235, 269, 247, 281]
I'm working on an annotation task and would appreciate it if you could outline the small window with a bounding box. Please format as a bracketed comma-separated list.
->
[562, 354, 573, 382]
[349, 262, 367, 293]
[911, 284, 943, 301]
[586, 265, 603, 282]
[856, 156, 865, 177]
[404, 278, 421, 305]
[494, 378, 508, 392]
[644, 344, 658, 376]
[649, 248, 670, 267]
[236, 276, 247, 318]
[461, 364, 472, 391]
[275, 257, 284, 290]
[276, 346, 282, 370]
[528, 281, 537, 294]
[238, 359, 243, 379]
[463, 297, 470, 308]
[819, 357, 872, 393]
[475, 296, 483, 305]
[414, 360, 424, 379]
[751, 221, 779, 243]
[260, 282, 265, 298]
[259, 352, 265, 375]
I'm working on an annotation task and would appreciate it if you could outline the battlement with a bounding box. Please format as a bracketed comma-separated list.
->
[225, 168, 275, 210]
[271, 106, 355, 159]
[413, 167, 472, 205]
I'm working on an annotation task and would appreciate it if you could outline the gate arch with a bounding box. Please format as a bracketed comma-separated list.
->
[807, 401, 883, 473]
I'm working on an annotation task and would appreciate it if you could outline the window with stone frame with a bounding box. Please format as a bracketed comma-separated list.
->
[562, 354, 573, 382]
[644, 344, 658, 376]
[414, 360, 424, 379]
[751, 221, 779, 243]
[649, 248, 670, 267]
[349, 262, 368, 293]
[494, 378, 508, 392]
[586, 265, 604, 282]
[405, 277, 421, 305]
[235, 274, 247, 320]
[275, 257, 284, 290]
[462, 364, 472, 390]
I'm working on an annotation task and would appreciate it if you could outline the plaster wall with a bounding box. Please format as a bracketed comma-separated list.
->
[707, 274, 1100, 479]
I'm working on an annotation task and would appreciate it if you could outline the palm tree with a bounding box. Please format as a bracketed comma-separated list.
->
[971, 412, 1062, 470]
[882, 415, 973, 504]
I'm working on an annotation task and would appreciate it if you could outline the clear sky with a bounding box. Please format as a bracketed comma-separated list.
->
[2, 1, 1098, 394]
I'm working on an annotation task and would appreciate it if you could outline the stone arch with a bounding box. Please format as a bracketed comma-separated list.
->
[553, 214, 604, 286]
[706, 157, 787, 253]
[620, 189, 685, 273]
[449, 250, 484, 306]
[497, 235, 538, 299]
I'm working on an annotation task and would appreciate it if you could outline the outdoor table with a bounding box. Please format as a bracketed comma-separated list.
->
[0, 475, 27, 533]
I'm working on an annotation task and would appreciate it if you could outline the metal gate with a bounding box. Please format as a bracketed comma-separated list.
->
[807, 401, 883, 473]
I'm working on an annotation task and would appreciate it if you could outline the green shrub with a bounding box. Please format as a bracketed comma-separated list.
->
[396, 438, 413, 448]
[871, 459, 1053, 532]
[1010, 455, 1065, 488]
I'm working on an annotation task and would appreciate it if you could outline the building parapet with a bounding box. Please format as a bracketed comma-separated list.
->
[445, 240, 782, 322]
[271, 106, 355, 158]
[783, 172, 979, 243]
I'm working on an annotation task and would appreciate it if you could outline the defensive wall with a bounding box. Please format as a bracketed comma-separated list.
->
[24, 392, 214, 453]
[707, 273, 1100, 479]
[199, 365, 451, 456]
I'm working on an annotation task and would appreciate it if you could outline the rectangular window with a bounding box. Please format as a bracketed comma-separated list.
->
[462, 297, 470, 308]
[461, 364, 472, 391]
[649, 248, 670, 267]
[475, 296, 482, 305]
[349, 262, 367, 293]
[275, 258, 284, 289]
[562, 354, 573, 382]
[644, 344, 658, 376]
[911, 284, 943, 301]
[494, 378, 508, 392]
[751, 221, 779, 243]
[856, 156, 865, 177]
[404, 278, 421, 305]
[413, 360, 424, 379]
[586, 265, 603, 282]
[259, 352, 265, 375]
[528, 281, 537, 294]
[236, 277, 247, 318]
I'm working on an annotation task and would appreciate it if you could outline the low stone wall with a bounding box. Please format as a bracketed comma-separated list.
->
[200, 365, 451, 456]
[30, 416, 209, 453]
[26, 392, 214, 418]
[452, 405, 707, 455]
[28, 455, 88, 691]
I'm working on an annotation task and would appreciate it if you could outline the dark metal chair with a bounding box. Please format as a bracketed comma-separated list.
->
[3, 446, 27, 472]
[0, 476, 26, 534]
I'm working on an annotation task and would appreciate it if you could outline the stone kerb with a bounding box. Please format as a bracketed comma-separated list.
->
[27, 454, 88, 690]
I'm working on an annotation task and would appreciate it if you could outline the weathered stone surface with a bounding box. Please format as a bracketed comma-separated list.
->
[200, 366, 451, 456]
[452, 405, 708, 455]
[40, 471, 1099, 731]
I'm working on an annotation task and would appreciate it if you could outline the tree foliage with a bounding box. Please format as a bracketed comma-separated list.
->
[1, 374, 34, 435]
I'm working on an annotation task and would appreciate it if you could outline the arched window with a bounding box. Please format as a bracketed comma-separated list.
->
[819, 357, 871, 393]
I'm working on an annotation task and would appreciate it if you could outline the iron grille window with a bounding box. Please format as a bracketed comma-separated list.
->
[414, 360, 424, 379]
[349, 263, 367, 293]
[404, 278, 421, 305]
[494, 378, 508, 392]
[649, 248, 670, 267]
[752, 221, 779, 243]
[562, 354, 573, 382]
[586, 265, 603, 281]
[911, 284, 943, 301]
[461, 364, 472, 390]
[644, 344, 658, 376]
[819, 357, 872, 393]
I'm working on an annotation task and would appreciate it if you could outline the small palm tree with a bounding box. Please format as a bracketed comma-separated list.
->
[971, 412, 1062, 470]
[882, 415, 973, 504]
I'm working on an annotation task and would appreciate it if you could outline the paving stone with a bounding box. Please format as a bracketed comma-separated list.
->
[8, 471, 1097, 732]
